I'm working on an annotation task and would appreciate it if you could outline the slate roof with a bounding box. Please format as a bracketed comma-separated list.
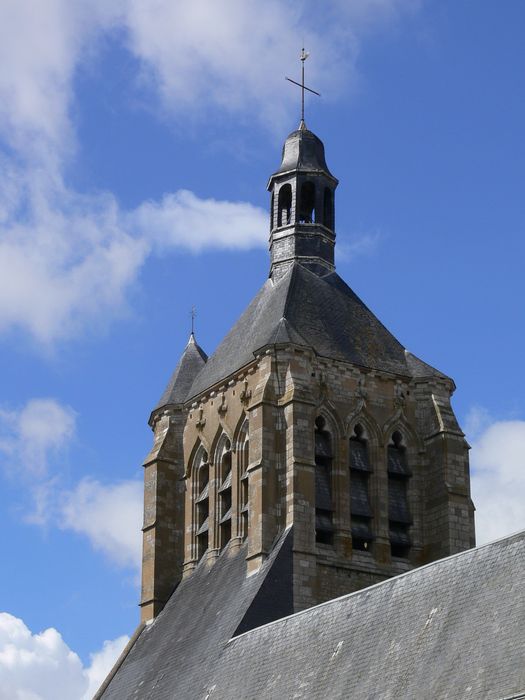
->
[98, 530, 525, 700]
[97, 529, 293, 700]
[270, 124, 336, 180]
[187, 263, 448, 399]
[155, 333, 208, 410]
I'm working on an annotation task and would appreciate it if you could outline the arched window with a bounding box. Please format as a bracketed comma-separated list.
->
[277, 184, 292, 226]
[217, 436, 232, 550]
[238, 420, 249, 541]
[194, 447, 209, 560]
[270, 192, 275, 230]
[323, 187, 334, 230]
[315, 416, 333, 545]
[387, 431, 412, 558]
[349, 424, 373, 551]
[299, 181, 316, 224]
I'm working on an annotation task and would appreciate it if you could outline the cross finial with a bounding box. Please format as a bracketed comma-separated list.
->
[285, 47, 321, 129]
[190, 306, 196, 336]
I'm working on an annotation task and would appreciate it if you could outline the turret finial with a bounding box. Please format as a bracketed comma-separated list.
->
[285, 47, 320, 128]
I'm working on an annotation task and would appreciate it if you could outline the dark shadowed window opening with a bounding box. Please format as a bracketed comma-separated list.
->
[315, 416, 333, 545]
[323, 187, 334, 230]
[218, 439, 232, 550]
[239, 427, 249, 541]
[270, 192, 275, 230]
[349, 424, 373, 551]
[299, 181, 316, 224]
[195, 450, 209, 560]
[388, 431, 412, 558]
[277, 184, 292, 226]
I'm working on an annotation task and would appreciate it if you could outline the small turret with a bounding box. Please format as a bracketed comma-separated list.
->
[267, 124, 338, 281]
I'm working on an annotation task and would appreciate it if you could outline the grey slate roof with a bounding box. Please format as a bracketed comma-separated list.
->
[99, 530, 525, 700]
[188, 263, 448, 399]
[98, 529, 293, 700]
[271, 124, 336, 180]
[155, 333, 207, 410]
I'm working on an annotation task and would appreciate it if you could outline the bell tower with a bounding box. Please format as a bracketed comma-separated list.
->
[268, 123, 338, 281]
[140, 113, 475, 623]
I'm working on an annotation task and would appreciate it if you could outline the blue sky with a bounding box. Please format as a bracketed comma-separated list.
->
[1, 2, 524, 697]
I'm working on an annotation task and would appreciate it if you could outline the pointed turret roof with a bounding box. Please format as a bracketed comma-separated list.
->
[155, 333, 207, 410]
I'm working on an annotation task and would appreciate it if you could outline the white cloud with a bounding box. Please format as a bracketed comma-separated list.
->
[131, 189, 267, 253]
[0, 399, 142, 571]
[60, 478, 143, 571]
[82, 634, 129, 700]
[0, 167, 266, 344]
[0, 399, 76, 478]
[0, 0, 420, 347]
[0, 0, 121, 162]
[469, 414, 525, 545]
[0, 612, 128, 700]
[123, 0, 419, 130]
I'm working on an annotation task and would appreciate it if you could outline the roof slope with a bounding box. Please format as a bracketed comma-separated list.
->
[98, 529, 293, 700]
[155, 333, 207, 409]
[208, 531, 525, 700]
[99, 530, 525, 700]
[189, 263, 447, 398]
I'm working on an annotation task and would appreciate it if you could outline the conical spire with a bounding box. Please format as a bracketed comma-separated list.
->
[154, 333, 208, 412]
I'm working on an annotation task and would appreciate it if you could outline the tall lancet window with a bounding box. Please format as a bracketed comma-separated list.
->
[238, 420, 249, 542]
[277, 184, 292, 226]
[315, 416, 334, 545]
[217, 437, 232, 550]
[349, 424, 374, 551]
[387, 431, 412, 558]
[194, 447, 210, 561]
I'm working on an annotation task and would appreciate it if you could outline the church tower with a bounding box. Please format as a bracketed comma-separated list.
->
[139, 121, 475, 623]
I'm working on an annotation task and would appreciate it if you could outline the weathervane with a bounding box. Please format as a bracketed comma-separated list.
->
[286, 47, 321, 128]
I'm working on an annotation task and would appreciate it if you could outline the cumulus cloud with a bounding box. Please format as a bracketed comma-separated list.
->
[0, 168, 265, 344]
[0, 612, 128, 700]
[0, 399, 142, 570]
[0, 0, 418, 347]
[0, 398, 76, 478]
[60, 478, 143, 571]
[124, 0, 419, 130]
[467, 408, 525, 545]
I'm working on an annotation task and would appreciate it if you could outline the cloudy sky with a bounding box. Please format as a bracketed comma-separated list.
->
[1, 1, 524, 698]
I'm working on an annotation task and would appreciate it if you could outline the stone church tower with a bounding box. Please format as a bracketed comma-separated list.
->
[139, 122, 475, 623]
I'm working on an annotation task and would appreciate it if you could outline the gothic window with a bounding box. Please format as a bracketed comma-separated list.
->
[349, 424, 373, 551]
[277, 184, 292, 226]
[323, 187, 334, 230]
[217, 436, 232, 550]
[387, 431, 412, 558]
[315, 416, 333, 545]
[194, 447, 209, 560]
[299, 181, 316, 224]
[238, 420, 249, 541]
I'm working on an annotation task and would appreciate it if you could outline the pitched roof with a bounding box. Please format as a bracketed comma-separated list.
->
[155, 333, 207, 410]
[188, 263, 448, 399]
[98, 530, 525, 699]
[97, 529, 293, 700]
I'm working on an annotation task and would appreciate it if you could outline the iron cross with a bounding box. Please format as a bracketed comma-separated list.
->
[285, 47, 321, 125]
